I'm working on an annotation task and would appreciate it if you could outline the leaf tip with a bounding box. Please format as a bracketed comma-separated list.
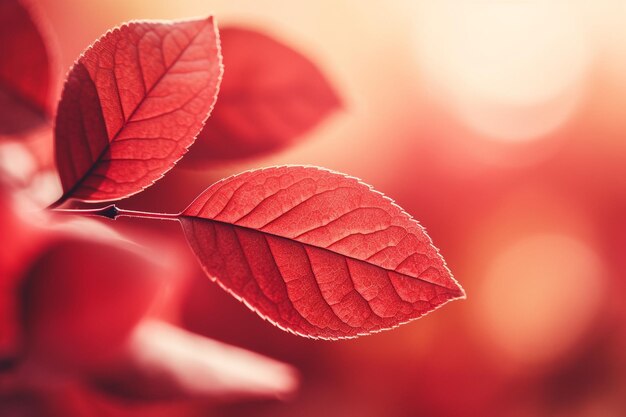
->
[452, 281, 467, 300]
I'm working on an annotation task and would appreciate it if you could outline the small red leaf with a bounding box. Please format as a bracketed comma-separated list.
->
[0, 0, 53, 135]
[180, 166, 464, 339]
[185, 27, 341, 165]
[53, 17, 222, 204]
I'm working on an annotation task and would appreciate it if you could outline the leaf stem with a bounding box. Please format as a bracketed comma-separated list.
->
[47, 197, 66, 210]
[51, 204, 180, 221]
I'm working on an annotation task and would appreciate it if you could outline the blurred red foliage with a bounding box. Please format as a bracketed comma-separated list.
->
[185, 27, 341, 165]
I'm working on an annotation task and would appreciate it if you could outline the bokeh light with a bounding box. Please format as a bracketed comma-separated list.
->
[476, 233, 605, 370]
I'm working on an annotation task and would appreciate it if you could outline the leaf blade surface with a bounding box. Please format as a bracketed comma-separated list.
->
[54, 17, 223, 203]
[181, 166, 464, 339]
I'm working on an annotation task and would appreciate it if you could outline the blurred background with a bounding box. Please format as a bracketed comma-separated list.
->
[2, 0, 626, 416]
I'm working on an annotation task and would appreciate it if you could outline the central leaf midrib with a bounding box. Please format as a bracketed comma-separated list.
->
[180, 214, 459, 293]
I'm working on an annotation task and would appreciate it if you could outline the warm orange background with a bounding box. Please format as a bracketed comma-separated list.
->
[33, 1, 626, 416]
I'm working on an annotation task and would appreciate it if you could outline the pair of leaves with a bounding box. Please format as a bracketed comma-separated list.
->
[47, 17, 463, 338]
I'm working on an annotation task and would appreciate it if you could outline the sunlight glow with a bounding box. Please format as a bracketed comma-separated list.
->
[413, 1, 591, 142]
[477, 234, 605, 370]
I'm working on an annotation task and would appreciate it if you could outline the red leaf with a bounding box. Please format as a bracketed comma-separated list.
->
[184, 27, 341, 165]
[179, 166, 464, 339]
[53, 17, 222, 204]
[20, 231, 167, 371]
[0, 0, 53, 136]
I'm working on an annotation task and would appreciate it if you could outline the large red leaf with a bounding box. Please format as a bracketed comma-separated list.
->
[179, 166, 464, 339]
[0, 0, 53, 136]
[184, 27, 341, 165]
[53, 17, 222, 204]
